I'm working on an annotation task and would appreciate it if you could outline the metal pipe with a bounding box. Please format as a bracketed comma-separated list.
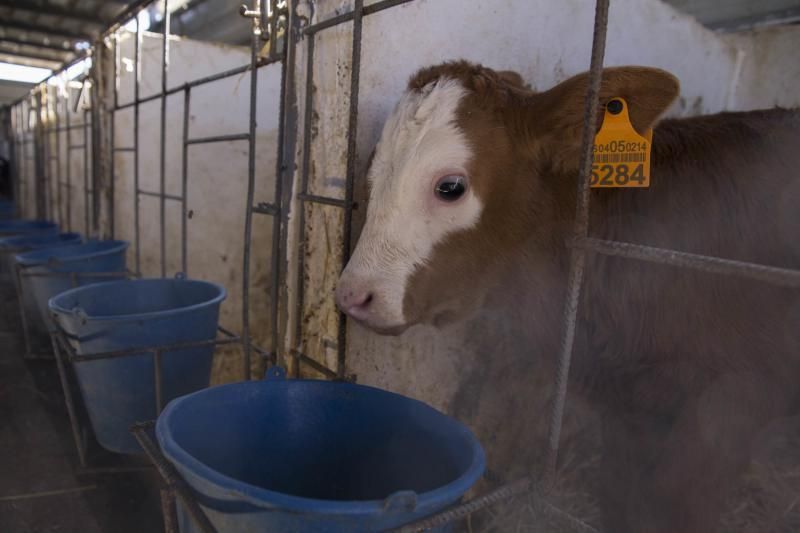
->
[160, 0, 171, 278]
[336, 0, 365, 379]
[83, 109, 90, 235]
[240, 0, 262, 381]
[51, 334, 88, 468]
[130, 423, 217, 533]
[134, 16, 142, 274]
[185, 133, 250, 145]
[544, 0, 610, 486]
[574, 237, 800, 288]
[292, 31, 315, 378]
[153, 349, 164, 413]
[181, 87, 190, 275]
[297, 193, 346, 208]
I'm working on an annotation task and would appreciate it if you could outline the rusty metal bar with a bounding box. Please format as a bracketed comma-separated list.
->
[160, 0, 171, 278]
[575, 237, 800, 288]
[131, 423, 217, 533]
[303, 0, 415, 35]
[297, 193, 347, 208]
[336, 0, 365, 379]
[185, 133, 250, 145]
[544, 0, 610, 486]
[160, 488, 179, 533]
[291, 24, 315, 378]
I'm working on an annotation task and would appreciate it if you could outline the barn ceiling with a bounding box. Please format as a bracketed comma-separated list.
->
[1, 0, 800, 106]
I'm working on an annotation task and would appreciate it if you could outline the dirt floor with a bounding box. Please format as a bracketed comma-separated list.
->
[0, 282, 163, 533]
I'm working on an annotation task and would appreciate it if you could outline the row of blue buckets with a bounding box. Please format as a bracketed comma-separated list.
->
[1, 209, 484, 532]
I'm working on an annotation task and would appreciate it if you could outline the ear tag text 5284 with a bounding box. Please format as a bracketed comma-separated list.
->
[591, 97, 652, 188]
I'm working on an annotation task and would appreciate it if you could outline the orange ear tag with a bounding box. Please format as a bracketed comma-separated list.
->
[591, 97, 652, 188]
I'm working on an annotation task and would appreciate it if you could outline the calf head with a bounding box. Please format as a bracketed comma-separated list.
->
[336, 60, 679, 335]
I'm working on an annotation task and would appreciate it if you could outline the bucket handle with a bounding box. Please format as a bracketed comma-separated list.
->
[71, 306, 89, 325]
[264, 366, 287, 380]
[383, 490, 418, 513]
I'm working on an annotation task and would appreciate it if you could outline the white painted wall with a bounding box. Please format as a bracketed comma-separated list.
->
[112, 31, 282, 381]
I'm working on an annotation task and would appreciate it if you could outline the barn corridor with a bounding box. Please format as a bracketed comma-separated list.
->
[0, 282, 162, 533]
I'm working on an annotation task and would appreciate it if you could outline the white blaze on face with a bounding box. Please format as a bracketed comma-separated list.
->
[339, 78, 483, 329]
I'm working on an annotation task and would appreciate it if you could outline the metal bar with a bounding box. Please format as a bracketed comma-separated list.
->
[394, 477, 599, 533]
[252, 202, 279, 215]
[292, 30, 315, 377]
[544, 0, 610, 486]
[55, 89, 62, 225]
[83, 110, 90, 235]
[51, 334, 88, 468]
[181, 87, 190, 275]
[113, 146, 136, 152]
[160, 0, 171, 278]
[303, 0, 415, 35]
[274, 1, 300, 371]
[337, 0, 364, 378]
[130, 423, 217, 533]
[55, 124, 88, 131]
[290, 349, 337, 379]
[134, 16, 142, 274]
[153, 349, 164, 413]
[112, 63, 257, 111]
[66, 335, 240, 363]
[20, 270, 131, 279]
[137, 190, 182, 201]
[160, 489, 179, 533]
[297, 192, 346, 208]
[64, 96, 72, 231]
[575, 237, 800, 288]
[14, 264, 33, 358]
[185, 133, 250, 145]
[110, 108, 116, 238]
[241, 0, 262, 382]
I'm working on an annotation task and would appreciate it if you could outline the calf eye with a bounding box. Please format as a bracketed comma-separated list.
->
[435, 175, 467, 202]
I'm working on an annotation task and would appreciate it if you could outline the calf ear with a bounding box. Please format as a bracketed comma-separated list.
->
[528, 67, 679, 169]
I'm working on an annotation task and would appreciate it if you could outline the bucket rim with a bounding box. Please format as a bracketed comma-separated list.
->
[14, 239, 129, 267]
[155, 379, 486, 516]
[0, 219, 57, 228]
[48, 277, 227, 323]
[0, 232, 82, 250]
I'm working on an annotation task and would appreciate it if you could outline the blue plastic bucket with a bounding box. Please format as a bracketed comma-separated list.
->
[15, 240, 129, 332]
[0, 200, 15, 220]
[1, 232, 84, 332]
[0, 219, 58, 237]
[156, 379, 485, 532]
[1, 231, 83, 277]
[50, 278, 226, 454]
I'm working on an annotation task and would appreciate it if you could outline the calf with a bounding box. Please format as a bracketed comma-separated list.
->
[336, 60, 800, 532]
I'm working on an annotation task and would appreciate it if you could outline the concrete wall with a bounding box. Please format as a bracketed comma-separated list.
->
[112, 30, 282, 381]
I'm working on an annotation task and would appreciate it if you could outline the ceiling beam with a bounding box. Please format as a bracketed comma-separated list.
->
[0, 0, 106, 26]
[0, 19, 93, 41]
[0, 46, 70, 64]
[0, 35, 75, 53]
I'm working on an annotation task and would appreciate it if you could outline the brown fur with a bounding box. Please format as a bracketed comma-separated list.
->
[399, 61, 800, 532]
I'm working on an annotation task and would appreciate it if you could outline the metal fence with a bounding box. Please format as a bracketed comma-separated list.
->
[4, 0, 800, 531]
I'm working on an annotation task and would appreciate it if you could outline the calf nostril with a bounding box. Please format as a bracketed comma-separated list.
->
[363, 293, 373, 306]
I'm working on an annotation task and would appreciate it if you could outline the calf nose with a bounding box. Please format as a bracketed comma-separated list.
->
[335, 284, 374, 320]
